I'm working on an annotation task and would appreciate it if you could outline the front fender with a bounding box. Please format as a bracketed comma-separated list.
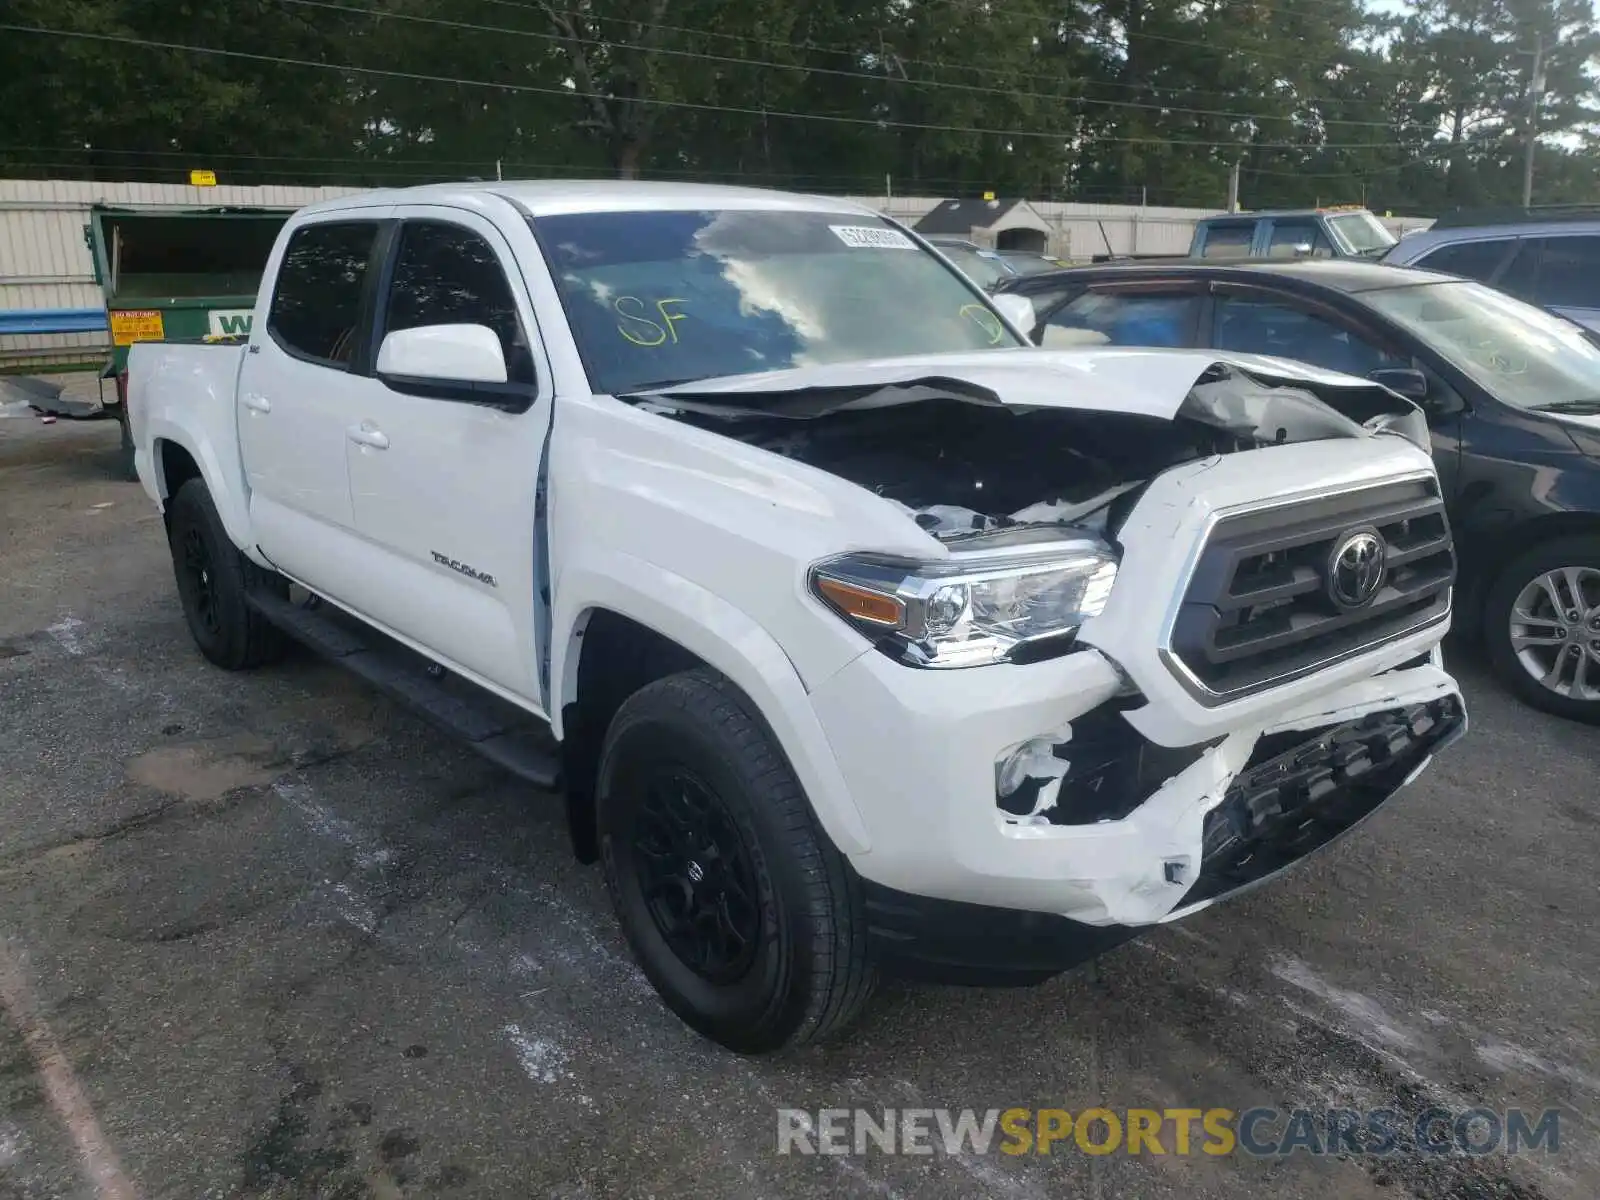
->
[551, 547, 873, 856]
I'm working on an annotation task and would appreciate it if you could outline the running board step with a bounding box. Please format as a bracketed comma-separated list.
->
[248, 591, 561, 790]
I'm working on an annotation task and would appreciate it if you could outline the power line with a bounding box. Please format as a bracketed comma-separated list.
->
[946, 0, 1411, 73]
[279, 0, 1417, 130]
[535, 0, 1410, 80]
[0, 24, 1433, 152]
[0, 145, 504, 168]
[1, 144, 1113, 190]
[0, 151, 1233, 201]
[481, 0, 1404, 104]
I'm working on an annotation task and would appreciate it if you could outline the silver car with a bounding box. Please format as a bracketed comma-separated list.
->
[1383, 209, 1600, 333]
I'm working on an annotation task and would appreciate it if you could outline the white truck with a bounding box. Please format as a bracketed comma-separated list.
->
[129, 182, 1465, 1053]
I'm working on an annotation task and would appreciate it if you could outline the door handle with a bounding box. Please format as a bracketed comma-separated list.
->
[242, 393, 271, 413]
[347, 422, 389, 450]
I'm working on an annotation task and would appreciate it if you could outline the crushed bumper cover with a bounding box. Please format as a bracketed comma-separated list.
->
[854, 692, 1465, 985]
[1177, 693, 1465, 912]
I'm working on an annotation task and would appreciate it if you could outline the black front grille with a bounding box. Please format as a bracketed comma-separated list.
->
[1168, 478, 1454, 701]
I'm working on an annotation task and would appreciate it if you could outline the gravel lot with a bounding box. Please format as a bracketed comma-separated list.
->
[1, 414, 1596, 1200]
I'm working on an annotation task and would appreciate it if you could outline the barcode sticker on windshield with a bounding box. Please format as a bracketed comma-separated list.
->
[830, 225, 915, 250]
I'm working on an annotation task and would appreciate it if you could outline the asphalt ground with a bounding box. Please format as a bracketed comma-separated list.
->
[1, 413, 1596, 1200]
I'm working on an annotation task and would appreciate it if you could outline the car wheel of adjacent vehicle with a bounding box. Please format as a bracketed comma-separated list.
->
[596, 668, 875, 1053]
[1484, 536, 1600, 724]
[166, 480, 288, 670]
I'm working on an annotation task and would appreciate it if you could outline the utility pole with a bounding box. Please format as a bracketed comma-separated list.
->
[1522, 34, 1545, 208]
[1226, 160, 1240, 213]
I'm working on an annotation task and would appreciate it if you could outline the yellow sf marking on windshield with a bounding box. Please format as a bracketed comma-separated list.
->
[616, 297, 689, 347]
[961, 303, 1007, 345]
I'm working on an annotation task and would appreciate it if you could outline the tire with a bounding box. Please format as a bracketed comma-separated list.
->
[166, 480, 288, 670]
[112, 403, 137, 482]
[596, 668, 875, 1053]
[1483, 534, 1600, 724]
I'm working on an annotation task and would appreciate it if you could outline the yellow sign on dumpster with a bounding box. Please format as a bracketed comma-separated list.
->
[110, 309, 165, 347]
[190, 169, 218, 187]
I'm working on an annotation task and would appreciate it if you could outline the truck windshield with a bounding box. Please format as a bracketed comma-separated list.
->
[532, 209, 1022, 395]
[1364, 279, 1600, 410]
[1328, 212, 1397, 256]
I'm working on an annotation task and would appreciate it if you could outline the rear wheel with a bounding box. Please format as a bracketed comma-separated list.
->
[112, 403, 136, 482]
[1484, 535, 1600, 724]
[166, 480, 287, 670]
[597, 669, 874, 1053]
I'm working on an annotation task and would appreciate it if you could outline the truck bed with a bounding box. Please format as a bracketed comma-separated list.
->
[127, 340, 250, 532]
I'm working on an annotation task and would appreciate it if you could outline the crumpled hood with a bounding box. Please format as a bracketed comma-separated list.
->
[638, 345, 1422, 428]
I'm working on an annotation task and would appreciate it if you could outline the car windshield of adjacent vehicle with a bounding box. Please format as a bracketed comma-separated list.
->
[934, 242, 1016, 290]
[1363, 279, 1600, 410]
[533, 209, 1022, 394]
[1328, 212, 1398, 256]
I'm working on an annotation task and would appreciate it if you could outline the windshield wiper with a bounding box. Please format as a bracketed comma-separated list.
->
[620, 378, 697, 396]
[1531, 400, 1600, 415]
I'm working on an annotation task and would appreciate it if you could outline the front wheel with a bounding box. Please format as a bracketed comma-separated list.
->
[1483, 535, 1600, 724]
[597, 669, 875, 1053]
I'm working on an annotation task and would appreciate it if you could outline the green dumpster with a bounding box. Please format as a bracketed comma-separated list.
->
[86, 204, 293, 476]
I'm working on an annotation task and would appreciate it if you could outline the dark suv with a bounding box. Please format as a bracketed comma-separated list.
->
[998, 259, 1600, 722]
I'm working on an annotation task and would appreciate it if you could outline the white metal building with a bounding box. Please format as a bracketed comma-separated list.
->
[0, 179, 364, 371]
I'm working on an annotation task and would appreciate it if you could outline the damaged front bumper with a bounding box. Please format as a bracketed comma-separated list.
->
[810, 644, 1464, 984]
[803, 440, 1465, 984]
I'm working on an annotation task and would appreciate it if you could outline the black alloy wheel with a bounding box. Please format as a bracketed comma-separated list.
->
[631, 767, 763, 985]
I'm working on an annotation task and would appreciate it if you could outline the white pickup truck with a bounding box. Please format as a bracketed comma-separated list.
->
[129, 182, 1465, 1053]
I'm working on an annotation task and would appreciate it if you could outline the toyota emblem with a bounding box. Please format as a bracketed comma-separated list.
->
[1327, 528, 1386, 610]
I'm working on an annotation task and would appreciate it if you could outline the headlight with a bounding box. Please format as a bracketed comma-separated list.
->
[809, 530, 1119, 668]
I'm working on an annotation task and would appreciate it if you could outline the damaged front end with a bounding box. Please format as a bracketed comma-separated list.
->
[648, 355, 1429, 672]
[643, 350, 1463, 978]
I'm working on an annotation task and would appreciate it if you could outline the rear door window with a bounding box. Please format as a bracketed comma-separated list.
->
[267, 221, 380, 368]
[1412, 237, 1516, 283]
[1038, 290, 1201, 349]
[1528, 235, 1600, 309]
[1266, 222, 1332, 259]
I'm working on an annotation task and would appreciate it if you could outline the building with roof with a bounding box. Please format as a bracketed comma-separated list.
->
[913, 197, 1060, 255]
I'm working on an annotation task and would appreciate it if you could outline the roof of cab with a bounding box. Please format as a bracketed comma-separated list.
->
[293, 179, 875, 220]
[1200, 207, 1371, 220]
[1000, 257, 1448, 296]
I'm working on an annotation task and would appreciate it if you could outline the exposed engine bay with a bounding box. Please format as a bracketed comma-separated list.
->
[649, 362, 1426, 544]
[702, 401, 1236, 541]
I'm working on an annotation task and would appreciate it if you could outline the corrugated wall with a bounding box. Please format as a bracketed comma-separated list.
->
[0, 179, 368, 370]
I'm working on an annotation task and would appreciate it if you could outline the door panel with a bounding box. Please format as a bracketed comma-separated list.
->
[341, 208, 552, 706]
[239, 217, 388, 588]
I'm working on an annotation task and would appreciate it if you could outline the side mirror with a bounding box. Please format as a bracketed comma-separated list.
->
[991, 293, 1036, 337]
[1293, 243, 1315, 258]
[1368, 367, 1429, 402]
[377, 324, 507, 384]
